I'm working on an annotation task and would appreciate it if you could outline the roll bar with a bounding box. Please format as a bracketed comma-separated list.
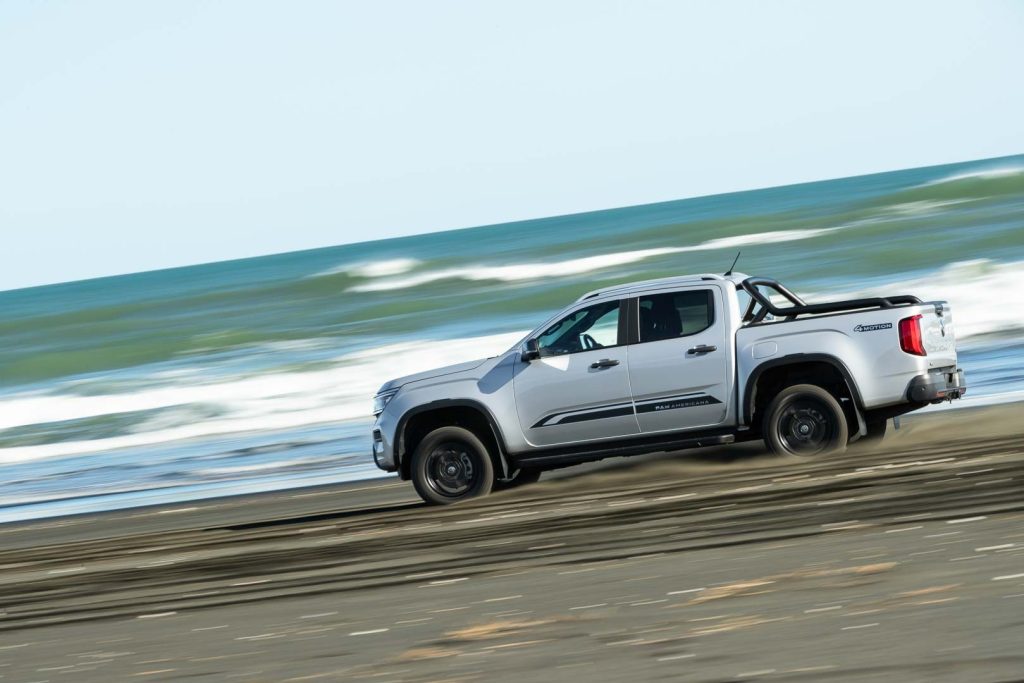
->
[740, 277, 922, 324]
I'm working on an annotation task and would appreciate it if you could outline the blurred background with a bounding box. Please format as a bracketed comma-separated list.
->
[1, 154, 1022, 522]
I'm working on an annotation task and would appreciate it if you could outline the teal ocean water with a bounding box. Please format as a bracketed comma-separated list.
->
[2, 155, 1023, 522]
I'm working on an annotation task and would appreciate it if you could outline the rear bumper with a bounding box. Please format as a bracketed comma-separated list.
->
[908, 367, 966, 403]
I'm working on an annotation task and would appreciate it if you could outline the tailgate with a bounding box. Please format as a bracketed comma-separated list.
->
[919, 301, 957, 368]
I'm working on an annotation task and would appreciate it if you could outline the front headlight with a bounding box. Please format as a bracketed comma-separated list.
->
[373, 389, 399, 417]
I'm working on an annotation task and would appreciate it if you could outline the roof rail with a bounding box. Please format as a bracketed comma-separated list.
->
[575, 273, 729, 303]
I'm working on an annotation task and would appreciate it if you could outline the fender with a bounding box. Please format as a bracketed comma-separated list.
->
[742, 353, 867, 435]
[395, 399, 512, 478]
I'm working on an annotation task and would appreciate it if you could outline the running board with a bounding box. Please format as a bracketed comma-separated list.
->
[513, 432, 736, 469]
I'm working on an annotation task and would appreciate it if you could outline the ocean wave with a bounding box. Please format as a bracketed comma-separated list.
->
[695, 227, 839, 250]
[195, 457, 328, 476]
[0, 331, 525, 465]
[882, 199, 972, 215]
[922, 165, 1024, 187]
[348, 228, 841, 293]
[312, 257, 420, 279]
[808, 258, 1024, 341]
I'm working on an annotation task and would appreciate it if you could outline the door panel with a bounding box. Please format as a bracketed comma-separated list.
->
[514, 346, 638, 446]
[513, 299, 639, 447]
[627, 287, 729, 433]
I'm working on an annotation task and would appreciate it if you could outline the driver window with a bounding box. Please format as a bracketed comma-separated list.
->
[537, 300, 620, 356]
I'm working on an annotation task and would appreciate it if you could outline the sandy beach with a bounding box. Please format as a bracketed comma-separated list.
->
[1, 404, 1022, 682]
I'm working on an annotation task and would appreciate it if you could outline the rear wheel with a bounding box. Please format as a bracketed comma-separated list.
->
[411, 426, 494, 505]
[764, 384, 848, 457]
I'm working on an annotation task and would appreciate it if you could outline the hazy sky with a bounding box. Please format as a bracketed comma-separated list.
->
[2, 1, 1023, 291]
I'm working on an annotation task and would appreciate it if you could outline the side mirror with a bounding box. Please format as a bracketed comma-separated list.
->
[522, 338, 541, 362]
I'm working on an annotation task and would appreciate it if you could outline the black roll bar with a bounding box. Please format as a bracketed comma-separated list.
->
[740, 277, 922, 324]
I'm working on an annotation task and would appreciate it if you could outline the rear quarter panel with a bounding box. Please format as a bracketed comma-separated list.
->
[736, 304, 942, 412]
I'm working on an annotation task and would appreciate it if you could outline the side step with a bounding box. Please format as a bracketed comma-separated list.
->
[514, 432, 736, 469]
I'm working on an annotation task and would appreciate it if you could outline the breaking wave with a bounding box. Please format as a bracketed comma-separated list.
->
[349, 228, 841, 292]
[921, 164, 1024, 187]
[0, 331, 525, 466]
[809, 259, 1024, 341]
[312, 257, 420, 279]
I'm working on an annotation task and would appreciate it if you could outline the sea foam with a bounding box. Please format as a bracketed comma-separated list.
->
[922, 165, 1024, 187]
[807, 259, 1024, 341]
[0, 331, 525, 465]
[348, 228, 841, 292]
[312, 257, 420, 279]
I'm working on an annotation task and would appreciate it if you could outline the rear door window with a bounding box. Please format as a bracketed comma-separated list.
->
[637, 290, 714, 343]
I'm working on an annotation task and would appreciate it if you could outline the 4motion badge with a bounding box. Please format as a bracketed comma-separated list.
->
[854, 322, 893, 332]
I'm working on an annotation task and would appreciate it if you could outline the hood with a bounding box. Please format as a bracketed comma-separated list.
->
[377, 357, 491, 394]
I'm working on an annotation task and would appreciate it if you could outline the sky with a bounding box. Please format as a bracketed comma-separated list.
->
[1, 1, 1023, 291]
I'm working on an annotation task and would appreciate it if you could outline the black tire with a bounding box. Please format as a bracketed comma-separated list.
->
[763, 384, 849, 457]
[495, 467, 542, 491]
[411, 426, 495, 505]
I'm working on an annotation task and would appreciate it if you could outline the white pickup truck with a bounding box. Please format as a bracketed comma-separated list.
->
[371, 272, 966, 504]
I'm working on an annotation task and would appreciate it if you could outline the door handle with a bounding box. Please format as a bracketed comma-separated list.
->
[688, 344, 717, 355]
[590, 358, 620, 369]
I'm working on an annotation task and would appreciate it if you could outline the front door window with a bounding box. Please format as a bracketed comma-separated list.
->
[537, 300, 620, 356]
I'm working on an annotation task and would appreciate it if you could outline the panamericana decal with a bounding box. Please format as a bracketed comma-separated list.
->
[532, 394, 722, 428]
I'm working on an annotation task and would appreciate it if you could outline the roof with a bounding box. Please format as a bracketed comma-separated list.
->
[575, 272, 749, 303]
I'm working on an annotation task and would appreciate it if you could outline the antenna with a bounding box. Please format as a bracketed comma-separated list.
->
[724, 251, 741, 276]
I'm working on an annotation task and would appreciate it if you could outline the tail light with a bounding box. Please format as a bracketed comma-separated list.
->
[899, 314, 927, 356]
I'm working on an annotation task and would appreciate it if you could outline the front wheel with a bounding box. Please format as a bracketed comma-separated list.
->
[411, 426, 495, 505]
[763, 384, 849, 457]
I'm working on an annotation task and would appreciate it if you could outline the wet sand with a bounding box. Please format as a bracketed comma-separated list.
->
[1, 405, 1023, 682]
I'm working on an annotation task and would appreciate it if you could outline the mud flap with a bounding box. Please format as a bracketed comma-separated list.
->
[843, 397, 868, 443]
